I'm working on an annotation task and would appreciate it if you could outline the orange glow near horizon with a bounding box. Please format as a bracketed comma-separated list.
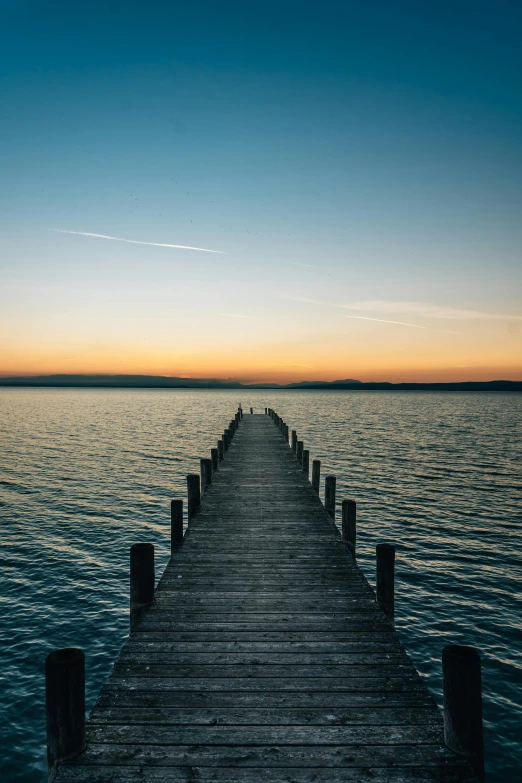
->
[1, 252, 521, 385]
[1, 336, 521, 384]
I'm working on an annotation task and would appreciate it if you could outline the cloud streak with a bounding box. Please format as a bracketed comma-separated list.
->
[50, 229, 226, 254]
[283, 296, 522, 322]
[340, 300, 522, 321]
[340, 315, 430, 330]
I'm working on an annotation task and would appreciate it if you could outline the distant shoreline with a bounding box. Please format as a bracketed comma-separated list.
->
[0, 376, 521, 391]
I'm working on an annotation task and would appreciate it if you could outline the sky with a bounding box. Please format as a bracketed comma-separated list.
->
[1, 0, 521, 383]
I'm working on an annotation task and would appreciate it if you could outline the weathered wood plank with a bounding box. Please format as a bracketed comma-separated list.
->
[94, 691, 437, 709]
[102, 677, 426, 692]
[56, 765, 478, 782]
[88, 706, 442, 726]
[65, 742, 471, 768]
[111, 663, 414, 678]
[85, 724, 445, 745]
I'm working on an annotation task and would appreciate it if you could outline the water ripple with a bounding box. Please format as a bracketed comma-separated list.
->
[0, 388, 520, 781]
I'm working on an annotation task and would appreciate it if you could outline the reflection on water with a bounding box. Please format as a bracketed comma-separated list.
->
[0, 388, 520, 781]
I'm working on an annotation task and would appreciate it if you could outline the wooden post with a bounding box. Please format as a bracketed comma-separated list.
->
[442, 645, 485, 782]
[200, 457, 212, 492]
[187, 473, 201, 519]
[170, 499, 183, 553]
[324, 475, 336, 519]
[130, 542, 154, 631]
[302, 449, 310, 477]
[223, 429, 230, 450]
[296, 440, 304, 465]
[376, 543, 395, 624]
[312, 459, 320, 493]
[250, 407, 253, 414]
[46, 648, 85, 779]
[342, 499, 356, 557]
[217, 439, 224, 461]
[291, 430, 297, 453]
[211, 447, 218, 471]
[265, 407, 268, 414]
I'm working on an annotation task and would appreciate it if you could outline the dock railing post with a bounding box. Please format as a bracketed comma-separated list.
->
[250, 407, 253, 414]
[302, 449, 310, 477]
[170, 499, 183, 553]
[265, 407, 268, 414]
[296, 440, 303, 465]
[442, 645, 485, 782]
[45, 648, 85, 781]
[187, 473, 201, 520]
[291, 430, 297, 453]
[200, 457, 213, 492]
[312, 459, 320, 493]
[211, 447, 219, 472]
[223, 429, 230, 450]
[217, 439, 224, 461]
[376, 543, 395, 624]
[342, 499, 356, 557]
[324, 475, 336, 519]
[130, 542, 154, 631]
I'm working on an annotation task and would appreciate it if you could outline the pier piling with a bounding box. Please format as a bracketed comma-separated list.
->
[342, 499, 356, 557]
[376, 543, 395, 624]
[296, 440, 304, 465]
[45, 648, 85, 781]
[291, 430, 297, 453]
[170, 499, 183, 553]
[186, 473, 201, 520]
[443, 645, 485, 781]
[302, 448, 310, 477]
[129, 542, 154, 631]
[324, 474, 336, 519]
[200, 457, 213, 492]
[312, 458, 321, 493]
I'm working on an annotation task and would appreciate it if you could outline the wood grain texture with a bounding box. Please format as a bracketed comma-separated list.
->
[56, 414, 477, 782]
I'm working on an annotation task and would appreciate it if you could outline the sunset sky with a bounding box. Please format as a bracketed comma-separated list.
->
[1, 1, 521, 383]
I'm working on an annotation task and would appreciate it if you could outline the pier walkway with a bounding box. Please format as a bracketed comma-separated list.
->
[56, 413, 478, 782]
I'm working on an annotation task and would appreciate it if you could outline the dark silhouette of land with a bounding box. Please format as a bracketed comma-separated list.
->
[0, 374, 521, 391]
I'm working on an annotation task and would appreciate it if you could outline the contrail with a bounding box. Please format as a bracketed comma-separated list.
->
[340, 315, 459, 334]
[50, 229, 226, 254]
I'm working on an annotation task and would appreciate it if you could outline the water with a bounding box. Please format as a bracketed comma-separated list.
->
[0, 388, 520, 781]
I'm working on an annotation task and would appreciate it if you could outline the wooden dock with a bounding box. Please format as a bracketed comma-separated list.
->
[53, 411, 480, 782]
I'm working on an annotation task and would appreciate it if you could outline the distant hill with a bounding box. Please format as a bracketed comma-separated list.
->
[0, 374, 244, 388]
[0, 374, 521, 391]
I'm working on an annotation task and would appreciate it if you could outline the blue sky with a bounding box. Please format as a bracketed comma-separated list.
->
[1, 0, 521, 380]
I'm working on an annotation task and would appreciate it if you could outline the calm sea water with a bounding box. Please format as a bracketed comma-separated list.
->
[0, 388, 520, 780]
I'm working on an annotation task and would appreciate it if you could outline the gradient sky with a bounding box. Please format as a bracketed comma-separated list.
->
[1, 0, 521, 383]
